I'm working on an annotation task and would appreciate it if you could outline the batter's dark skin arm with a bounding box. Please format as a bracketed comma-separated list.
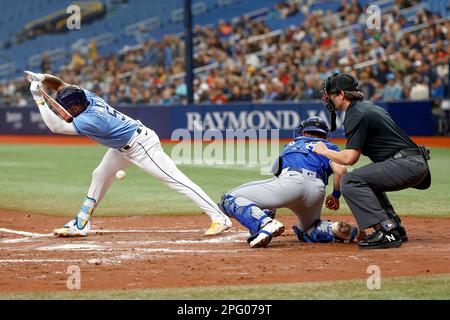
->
[42, 74, 71, 92]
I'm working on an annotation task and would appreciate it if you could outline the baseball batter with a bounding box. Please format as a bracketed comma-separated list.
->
[219, 117, 357, 248]
[25, 71, 232, 237]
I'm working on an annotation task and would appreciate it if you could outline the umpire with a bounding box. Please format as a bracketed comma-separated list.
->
[313, 73, 431, 249]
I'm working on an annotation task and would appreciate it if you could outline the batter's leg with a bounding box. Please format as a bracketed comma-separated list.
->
[126, 136, 232, 235]
[87, 148, 131, 206]
[54, 148, 131, 237]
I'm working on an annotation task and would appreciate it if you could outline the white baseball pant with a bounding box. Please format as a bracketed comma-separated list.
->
[86, 126, 230, 224]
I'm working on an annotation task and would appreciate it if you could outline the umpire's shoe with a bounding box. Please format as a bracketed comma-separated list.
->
[391, 216, 408, 242]
[358, 223, 402, 250]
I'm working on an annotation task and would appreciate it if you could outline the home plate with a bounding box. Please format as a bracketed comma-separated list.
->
[36, 244, 103, 251]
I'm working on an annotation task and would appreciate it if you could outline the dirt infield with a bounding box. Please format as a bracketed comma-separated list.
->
[0, 211, 449, 292]
[2, 135, 450, 147]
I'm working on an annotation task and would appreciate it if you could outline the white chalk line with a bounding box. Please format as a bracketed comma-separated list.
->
[0, 259, 83, 264]
[0, 227, 227, 244]
[0, 228, 249, 265]
[36, 244, 103, 251]
[0, 228, 52, 238]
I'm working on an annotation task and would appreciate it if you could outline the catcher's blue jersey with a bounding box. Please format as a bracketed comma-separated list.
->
[72, 89, 139, 149]
[280, 136, 340, 184]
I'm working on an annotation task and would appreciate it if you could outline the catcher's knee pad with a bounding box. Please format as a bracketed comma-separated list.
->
[219, 194, 268, 235]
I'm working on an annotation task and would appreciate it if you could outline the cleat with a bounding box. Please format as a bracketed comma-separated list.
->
[397, 225, 408, 242]
[53, 218, 90, 237]
[204, 221, 232, 236]
[249, 219, 285, 248]
[358, 228, 402, 249]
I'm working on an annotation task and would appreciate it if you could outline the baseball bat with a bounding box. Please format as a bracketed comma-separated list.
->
[39, 88, 73, 123]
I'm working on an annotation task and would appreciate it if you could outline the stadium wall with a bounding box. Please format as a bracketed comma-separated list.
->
[0, 101, 435, 138]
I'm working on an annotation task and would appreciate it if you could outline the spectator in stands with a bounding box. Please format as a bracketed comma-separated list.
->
[88, 40, 98, 62]
[40, 53, 52, 74]
[218, 19, 233, 37]
[375, 73, 403, 101]
[228, 85, 243, 103]
[2, 0, 449, 106]
[358, 71, 376, 99]
[409, 76, 430, 100]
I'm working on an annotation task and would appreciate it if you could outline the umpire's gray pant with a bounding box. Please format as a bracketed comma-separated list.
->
[341, 154, 428, 229]
[228, 169, 325, 230]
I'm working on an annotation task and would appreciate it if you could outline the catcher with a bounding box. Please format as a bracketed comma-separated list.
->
[25, 71, 232, 237]
[219, 116, 358, 248]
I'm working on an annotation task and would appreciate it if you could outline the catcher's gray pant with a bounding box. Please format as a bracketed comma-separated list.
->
[85, 126, 229, 224]
[228, 169, 326, 230]
[341, 154, 428, 229]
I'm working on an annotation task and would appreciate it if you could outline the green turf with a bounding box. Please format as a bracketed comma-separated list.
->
[1, 274, 449, 300]
[0, 143, 449, 217]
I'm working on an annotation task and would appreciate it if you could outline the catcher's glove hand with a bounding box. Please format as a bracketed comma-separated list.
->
[355, 229, 367, 241]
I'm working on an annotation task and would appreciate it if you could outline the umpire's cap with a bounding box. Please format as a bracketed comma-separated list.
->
[300, 116, 330, 135]
[322, 73, 359, 95]
[56, 86, 89, 110]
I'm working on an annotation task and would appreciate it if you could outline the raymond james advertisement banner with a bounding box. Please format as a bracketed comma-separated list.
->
[0, 101, 434, 138]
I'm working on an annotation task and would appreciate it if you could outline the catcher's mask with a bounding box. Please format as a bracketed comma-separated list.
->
[55, 86, 89, 116]
[294, 116, 330, 139]
[320, 73, 359, 131]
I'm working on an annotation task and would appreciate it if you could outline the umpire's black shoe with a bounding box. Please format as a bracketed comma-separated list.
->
[390, 215, 408, 242]
[397, 225, 408, 242]
[358, 228, 402, 249]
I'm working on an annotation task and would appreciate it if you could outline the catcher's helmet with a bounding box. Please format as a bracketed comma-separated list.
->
[55, 86, 89, 111]
[294, 116, 330, 138]
[300, 116, 330, 134]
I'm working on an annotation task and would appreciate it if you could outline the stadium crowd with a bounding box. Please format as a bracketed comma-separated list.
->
[0, 0, 449, 107]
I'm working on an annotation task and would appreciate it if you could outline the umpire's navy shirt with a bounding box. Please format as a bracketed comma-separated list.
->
[344, 100, 418, 163]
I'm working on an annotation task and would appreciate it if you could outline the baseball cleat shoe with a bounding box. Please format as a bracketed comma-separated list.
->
[204, 221, 232, 236]
[53, 218, 90, 237]
[397, 224, 408, 242]
[358, 228, 402, 249]
[249, 219, 285, 248]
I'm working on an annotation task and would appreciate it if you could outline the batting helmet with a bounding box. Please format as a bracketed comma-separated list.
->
[294, 116, 329, 138]
[55, 86, 89, 111]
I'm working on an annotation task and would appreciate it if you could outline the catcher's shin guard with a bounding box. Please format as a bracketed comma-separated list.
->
[219, 194, 270, 235]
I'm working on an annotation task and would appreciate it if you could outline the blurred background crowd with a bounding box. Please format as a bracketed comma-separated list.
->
[0, 0, 449, 107]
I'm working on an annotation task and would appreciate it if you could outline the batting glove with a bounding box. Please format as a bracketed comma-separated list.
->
[30, 81, 44, 101]
[24, 70, 45, 83]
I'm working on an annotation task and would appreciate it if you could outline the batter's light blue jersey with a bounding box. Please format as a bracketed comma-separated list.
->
[72, 89, 139, 149]
[280, 136, 340, 185]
